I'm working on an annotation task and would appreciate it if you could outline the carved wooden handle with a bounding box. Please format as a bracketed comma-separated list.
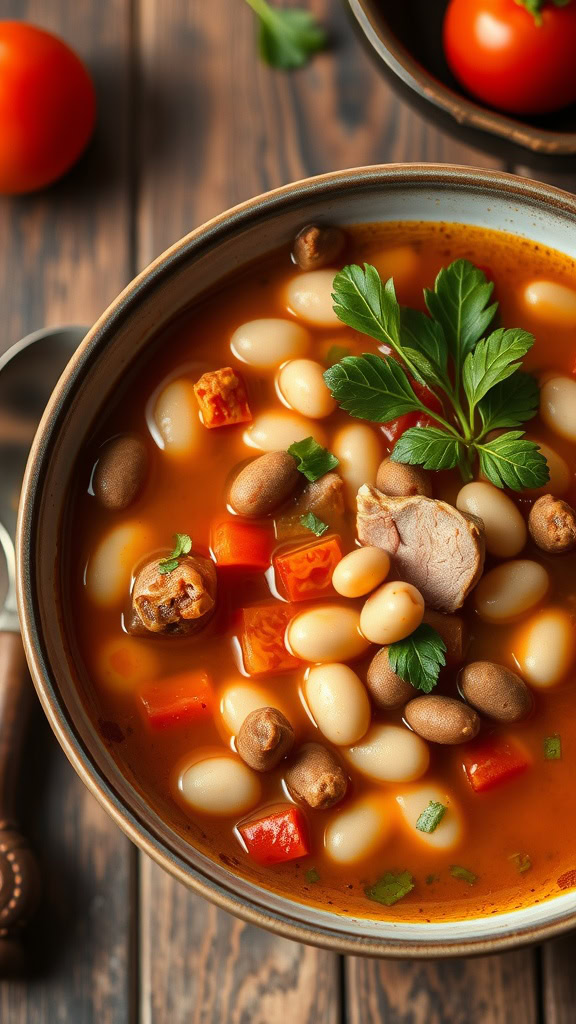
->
[0, 631, 41, 974]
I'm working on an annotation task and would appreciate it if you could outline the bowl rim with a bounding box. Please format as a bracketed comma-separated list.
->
[16, 163, 576, 958]
[347, 0, 576, 156]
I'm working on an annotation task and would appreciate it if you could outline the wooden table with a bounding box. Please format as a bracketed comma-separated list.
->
[1, 1, 575, 1020]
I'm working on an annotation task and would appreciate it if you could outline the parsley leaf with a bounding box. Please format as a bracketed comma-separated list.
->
[474, 431, 549, 491]
[332, 264, 402, 350]
[391, 427, 464, 471]
[544, 734, 562, 760]
[478, 371, 539, 433]
[323, 353, 425, 422]
[388, 624, 446, 693]
[300, 512, 329, 537]
[462, 328, 534, 409]
[416, 802, 447, 834]
[365, 870, 414, 907]
[245, 0, 326, 70]
[450, 865, 478, 886]
[305, 867, 320, 884]
[158, 533, 192, 575]
[424, 259, 497, 378]
[401, 308, 450, 392]
[509, 852, 532, 874]
[287, 436, 339, 481]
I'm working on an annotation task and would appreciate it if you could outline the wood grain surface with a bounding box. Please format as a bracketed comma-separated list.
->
[0, 0, 574, 1020]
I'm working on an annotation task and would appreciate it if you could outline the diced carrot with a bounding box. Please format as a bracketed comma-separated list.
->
[240, 603, 300, 676]
[274, 536, 343, 603]
[194, 366, 252, 428]
[139, 671, 213, 729]
[239, 805, 309, 865]
[212, 521, 274, 570]
[462, 737, 530, 793]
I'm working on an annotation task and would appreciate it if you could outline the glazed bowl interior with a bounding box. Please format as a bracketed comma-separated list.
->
[18, 165, 576, 957]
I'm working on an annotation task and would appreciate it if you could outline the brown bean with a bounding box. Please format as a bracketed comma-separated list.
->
[460, 661, 533, 723]
[366, 647, 414, 710]
[404, 695, 480, 745]
[284, 742, 348, 809]
[422, 609, 467, 666]
[236, 707, 294, 772]
[292, 224, 345, 271]
[376, 458, 432, 498]
[528, 493, 576, 553]
[93, 435, 148, 510]
[229, 451, 301, 517]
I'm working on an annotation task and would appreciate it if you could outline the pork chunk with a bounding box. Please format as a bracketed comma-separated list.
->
[356, 486, 485, 612]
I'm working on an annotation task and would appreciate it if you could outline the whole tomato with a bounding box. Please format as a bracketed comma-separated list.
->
[0, 22, 96, 194]
[443, 0, 576, 115]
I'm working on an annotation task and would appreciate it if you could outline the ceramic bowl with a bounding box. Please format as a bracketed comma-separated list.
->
[347, 0, 576, 162]
[17, 164, 576, 957]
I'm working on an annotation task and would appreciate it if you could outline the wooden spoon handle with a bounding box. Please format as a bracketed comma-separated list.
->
[0, 631, 41, 974]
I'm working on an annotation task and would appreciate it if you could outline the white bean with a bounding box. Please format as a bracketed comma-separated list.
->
[396, 784, 463, 851]
[475, 559, 549, 623]
[154, 379, 200, 456]
[86, 522, 155, 606]
[220, 682, 282, 735]
[345, 723, 430, 782]
[285, 269, 343, 328]
[305, 664, 370, 745]
[178, 756, 261, 815]
[360, 581, 424, 645]
[456, 481, 526, 558]
[526, 440, 571, 497]
[332, 423, 382, 508]
[244, 410, 326, 452]
[230, 318, 310, 369]
[286, 605, 370, 663]
[332, 546, 390, 598]
[324, 796, 394, 865]
[523, 281, 576, 327]
[513, 608, 576, 688]
[277, 359, 336, 419]
[540, 377, 576, 443]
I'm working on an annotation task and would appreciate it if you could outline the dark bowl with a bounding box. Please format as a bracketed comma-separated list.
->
[347, 0, 576, 164]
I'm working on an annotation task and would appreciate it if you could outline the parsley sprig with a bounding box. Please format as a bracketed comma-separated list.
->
[244, 0, 326, 69]
[323, 260, 549, 491]
[388, 624, 446, 694]
[158, 533, 192, 575]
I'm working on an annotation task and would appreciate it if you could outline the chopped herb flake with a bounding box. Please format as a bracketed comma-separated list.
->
[365, 870, 414, 907]
[416, 801, 447, 834]
[509, 852, 532, 875]
[158, 533, 192, 574]
[388, 623, 446, 693]
[305, 867, 320, 884]
[544, 734, 562, 760]
[450, 865, 477, 886]
[300, 512, 329, 537]
[287, 436, 339, 482]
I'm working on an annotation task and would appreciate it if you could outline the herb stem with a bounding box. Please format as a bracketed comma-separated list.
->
[244, 0, 275, 23]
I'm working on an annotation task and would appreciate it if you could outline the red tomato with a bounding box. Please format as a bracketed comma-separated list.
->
[382, 379, 442, 444]
[462, 737, 530, 793]
[0, 22, 96, 194]
[239, 806, 309, 865]
[443, 0, 576, 115]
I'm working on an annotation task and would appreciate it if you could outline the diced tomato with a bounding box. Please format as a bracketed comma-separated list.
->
[240, 603, 300, 676]
[139, 671, 213, 730]
[274, 536, 343, 603]
[462, 737, 530, 793]
[239, 805, 309, 865]
[212, 521, 274, 570]
[382, 379, 443, 444]
[194, 366, 251, 428]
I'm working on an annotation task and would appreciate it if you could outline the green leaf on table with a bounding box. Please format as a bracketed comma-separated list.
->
[246, 0, 327, 70]
[478, 371, 540, 432]
[331, 264, 402, 351]
[474, 431, 549, 491]
[300, 512, 329, 537]
[365, 870, 414, 907]
[424, 259, 497, 374]
[287, 436, 339, 482]
[400, 308, 450, 391]
[388, 624, 446, 693]
[391, 426, 464, 471]
[462, 328, 534, 409]
[416, 802, 447, 834]
[323, 353, 423, 422]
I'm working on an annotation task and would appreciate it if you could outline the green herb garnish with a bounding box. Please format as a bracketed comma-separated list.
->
[509, 852, 532, 874]
[244, 0, 326, 69]
[288, 436, 339, 482]
[544, 734, 562, 760]
[305, 867, 320, 884]
[416, 801, 447, 834]
[365, 870, 414, 907]
[158, 533, 192, 575]
[450, 865, 478, 886]
[300, 512, 329, 537]
[517, 0, 572, 26]
[388, 624, 447, 693]
[323, 260, 549, 491]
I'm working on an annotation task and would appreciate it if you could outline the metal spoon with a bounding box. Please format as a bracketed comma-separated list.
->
[0, 326, 86, 974]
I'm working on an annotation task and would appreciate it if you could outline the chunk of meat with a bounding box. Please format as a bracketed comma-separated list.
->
[131, 554, 217, 634]
[194, 367, 251, 428]
[277, 471, 345, 539]
[356, 486, 485, 612]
